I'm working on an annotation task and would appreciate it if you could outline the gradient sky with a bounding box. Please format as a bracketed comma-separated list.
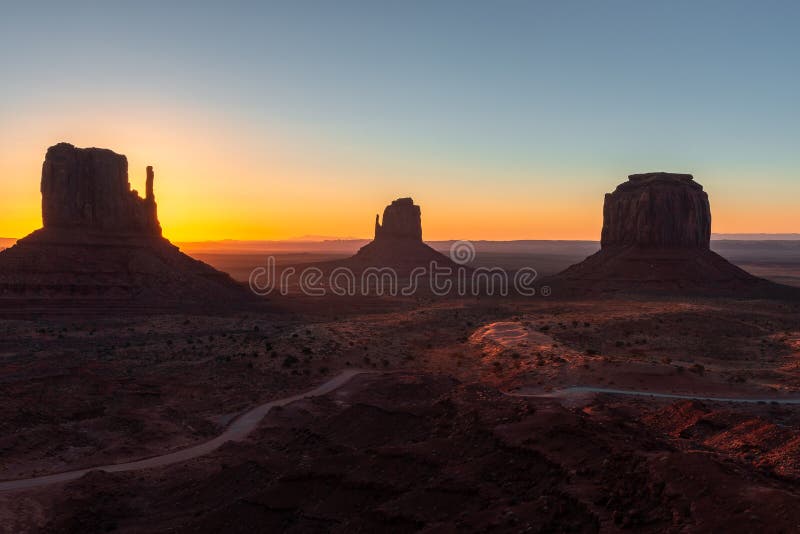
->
[1, 1, 798, 241]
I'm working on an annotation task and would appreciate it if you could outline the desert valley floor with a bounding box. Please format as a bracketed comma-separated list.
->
[2, 294, 800, 532]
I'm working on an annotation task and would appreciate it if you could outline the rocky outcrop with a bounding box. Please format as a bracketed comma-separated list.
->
[557, 172, 770, 294]
[601, 173, 710, 249]
[0, 143, 248, 307]
[374, 197, 422, 241]
[318, 197, 455, 274]
[41, 143, 161, 235]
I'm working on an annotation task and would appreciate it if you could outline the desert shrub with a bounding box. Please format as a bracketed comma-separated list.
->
[689, 363, 705, 375]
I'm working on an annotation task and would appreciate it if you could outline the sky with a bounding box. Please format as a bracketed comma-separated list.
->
[1, 1, 798, 241]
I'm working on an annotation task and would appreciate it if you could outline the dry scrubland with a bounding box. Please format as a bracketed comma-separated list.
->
[2, 294, 800, 532]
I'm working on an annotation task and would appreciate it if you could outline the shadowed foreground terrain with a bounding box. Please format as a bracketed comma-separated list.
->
[2, 294, 800, 532]
[179, 239, 800, 288]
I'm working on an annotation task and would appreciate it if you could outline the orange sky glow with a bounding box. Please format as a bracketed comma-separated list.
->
[1, 102, 797, 243]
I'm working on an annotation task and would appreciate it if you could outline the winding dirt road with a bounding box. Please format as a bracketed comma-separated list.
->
[0, 369, 371, 493]
[509, 386, 800, 404]
[4, 368, 800, 493]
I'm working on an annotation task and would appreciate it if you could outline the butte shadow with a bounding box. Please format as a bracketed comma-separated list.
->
[0, 143, 251, 309]
[552, 172, 795, 297]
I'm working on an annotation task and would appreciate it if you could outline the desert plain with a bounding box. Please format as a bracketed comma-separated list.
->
[2, 278, 800, 532]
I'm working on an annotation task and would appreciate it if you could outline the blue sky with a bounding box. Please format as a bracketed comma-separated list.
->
[1, 1, 798, 239]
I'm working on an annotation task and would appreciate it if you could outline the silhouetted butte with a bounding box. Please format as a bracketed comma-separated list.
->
[0, 143, 248, 307]
[557, 172, 774, 294]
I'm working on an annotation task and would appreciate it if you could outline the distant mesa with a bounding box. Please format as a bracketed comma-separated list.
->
[557, 172, 769, 293]
[324, 197, 455, 272]
[0, 143, 248, 307]
[601, 172, 710, 249]
[374, 197, 422, 242]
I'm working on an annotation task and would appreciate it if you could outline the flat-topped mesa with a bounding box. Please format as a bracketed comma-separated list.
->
[41, 143, 161, 236]
[374, 197, 422, 241]
[553, 170, 775, 294]
[601, 172, 710, 249]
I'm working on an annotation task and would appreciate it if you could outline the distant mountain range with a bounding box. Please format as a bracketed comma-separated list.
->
[712, 233, 800, 240]
[6, 235, 799, 286]
[3, 234, 799, 255]
[169, 237, 800, 267]
[176, 239, 371, 254]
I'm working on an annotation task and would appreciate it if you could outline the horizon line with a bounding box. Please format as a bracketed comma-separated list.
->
[5, 233, 800, 245]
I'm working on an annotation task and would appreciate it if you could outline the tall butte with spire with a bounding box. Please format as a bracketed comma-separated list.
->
[556, 172, 774, 293]
[39, 143, 161, 236]
[0, 143, 247, 307]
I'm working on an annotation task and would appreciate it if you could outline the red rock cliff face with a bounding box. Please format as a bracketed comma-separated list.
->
[555, 171, 770, 294]
[600, 173, 710, 249]
[41, 143, 161, 235]
[374, 197, 422, 241]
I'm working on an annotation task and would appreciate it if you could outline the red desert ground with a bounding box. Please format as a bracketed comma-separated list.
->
[1, 143, 800, 533]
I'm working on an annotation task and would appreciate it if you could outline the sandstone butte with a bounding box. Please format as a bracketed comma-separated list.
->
[556, 172, 773, 294]
[342, 197, 457, 272]
[0, 143, 248, 307]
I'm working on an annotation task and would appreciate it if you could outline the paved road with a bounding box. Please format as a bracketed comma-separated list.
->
[510, 385, 800, 404]
[0, 369, 370, 493]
